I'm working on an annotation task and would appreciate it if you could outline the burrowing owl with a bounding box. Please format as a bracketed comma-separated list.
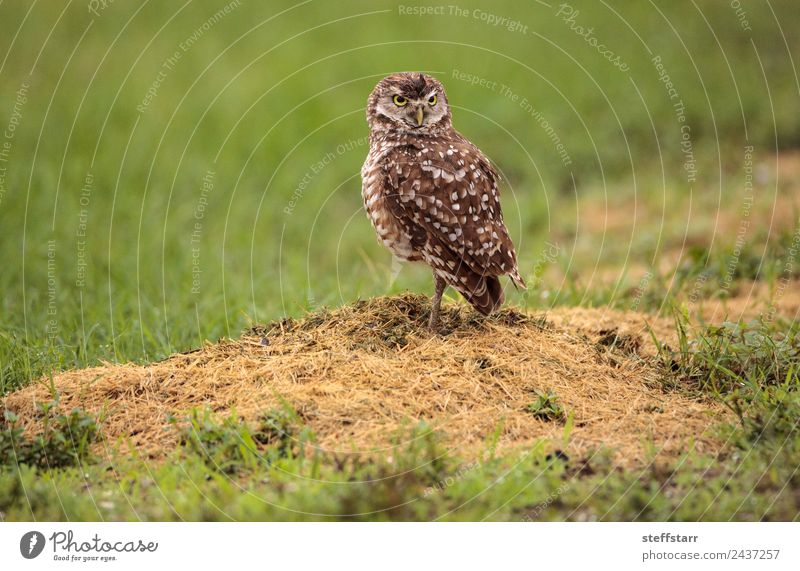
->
[361, 72, 525, 330]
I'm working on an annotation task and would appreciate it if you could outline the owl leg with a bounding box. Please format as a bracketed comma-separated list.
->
[428, 272, 446, 331]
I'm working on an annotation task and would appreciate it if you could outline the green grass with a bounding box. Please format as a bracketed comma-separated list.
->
[1, 0, 799, 385]
[1, 0, 799, 521]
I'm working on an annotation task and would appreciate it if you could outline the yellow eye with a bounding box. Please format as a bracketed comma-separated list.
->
[393, 95, 407, 107]
[428, 94, 437, 106]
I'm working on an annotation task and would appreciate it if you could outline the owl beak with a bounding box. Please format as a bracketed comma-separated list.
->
[415, 106, 424, 127]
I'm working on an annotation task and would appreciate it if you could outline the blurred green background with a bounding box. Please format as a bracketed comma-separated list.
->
[0, 0, 798, 385]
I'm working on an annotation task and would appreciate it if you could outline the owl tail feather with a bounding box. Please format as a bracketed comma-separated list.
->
[456, 275, 504, 316]
[508, 268, 527, 290]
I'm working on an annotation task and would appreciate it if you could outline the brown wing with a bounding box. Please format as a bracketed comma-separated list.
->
[381, 135, 525, 314]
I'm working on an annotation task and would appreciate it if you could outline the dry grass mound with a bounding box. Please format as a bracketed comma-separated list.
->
[3, 295, 725, 466]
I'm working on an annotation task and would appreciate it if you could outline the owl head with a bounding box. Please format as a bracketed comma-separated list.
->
[366, 72, 451, 134]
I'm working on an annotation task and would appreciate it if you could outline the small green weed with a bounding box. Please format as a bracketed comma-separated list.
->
[525, 391, 566, 422]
